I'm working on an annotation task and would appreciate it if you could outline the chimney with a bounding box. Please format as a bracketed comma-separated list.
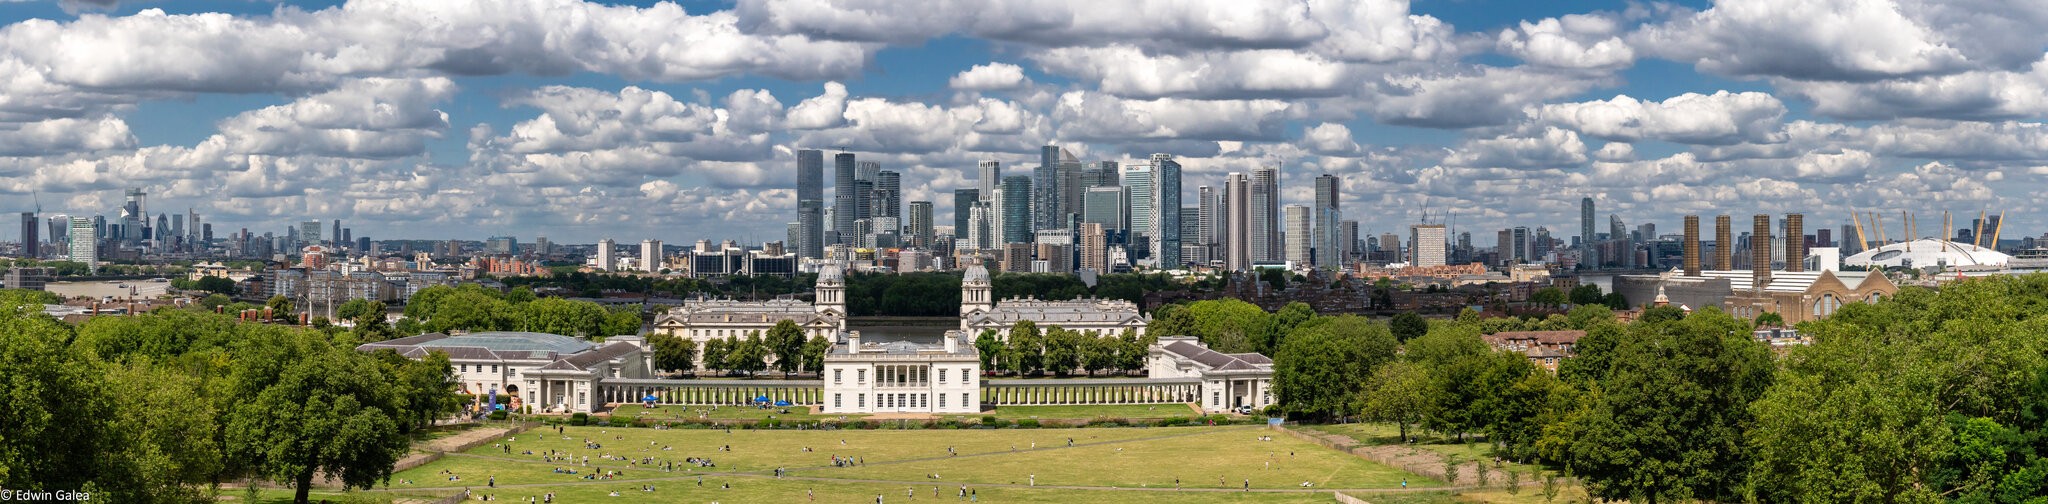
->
[944, 331, 959, 353]
[1683, 215, 1701, 277]
[1714, 215, 1733, 271]
[1784, 213, 1805, 273]
[1752, 214, 1772, 290]
[846, 330, 861, 353]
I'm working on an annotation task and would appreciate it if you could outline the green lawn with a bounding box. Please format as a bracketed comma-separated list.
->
[1304, 423, 1498, 462]
[607, 403, 845, 421]
[382, 424, 1438, 501]
[949, 403, 1201, 421]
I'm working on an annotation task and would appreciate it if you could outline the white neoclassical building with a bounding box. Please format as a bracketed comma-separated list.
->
[957, 264, 1150, 338]
[820, 330, 981, 414]
[651, 264, 848, 368]
[1148, 336, 1274, 413]
[356, 331, 654, 413]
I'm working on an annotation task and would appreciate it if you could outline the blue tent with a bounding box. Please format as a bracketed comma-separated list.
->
[754, 395, 771, 403]
[643, 395, 659, 403]
[774, 400, 793, 407]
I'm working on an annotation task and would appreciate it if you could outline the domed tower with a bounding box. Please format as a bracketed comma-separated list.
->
[816, 264, 846, 331]
[959, 264, 994, 330]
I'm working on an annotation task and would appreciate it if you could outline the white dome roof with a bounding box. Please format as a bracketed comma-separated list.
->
[1843, 239, 2009, 268]
[817, 263, 844, 283]
[963, 265, 991, 283]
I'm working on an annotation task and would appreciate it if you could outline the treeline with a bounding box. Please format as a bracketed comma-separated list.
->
[648, 319, 833, 378]
[844, 271, 1192, 316]
[0, 289, 460, 504]
[497, 271, 811, 299]
[971, 321, 1150, 377]
[1245, 274, 2048, 503]
[398, 284, 640, 338]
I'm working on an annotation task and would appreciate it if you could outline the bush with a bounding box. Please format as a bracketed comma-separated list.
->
[1159, 417, 1191, 427]
[981, 415, 999, 426]
[756, 418, 782, 429]
[488, 410, 507, 421]
[1015, 418, 1041, 429]
[570, 412, 589, 426]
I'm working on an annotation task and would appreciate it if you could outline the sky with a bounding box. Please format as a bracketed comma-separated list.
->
[2, 0, 2046, 245]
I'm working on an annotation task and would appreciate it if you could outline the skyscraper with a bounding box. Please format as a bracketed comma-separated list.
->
[1083, 186, 1130, 231]
[1034, 145, 1065, 231]
[642, 239, 663, 273]
[833, 153, 858, 244]
[1224, 173, 1251, 271]
[1609, 214, 1629, 268]
[978, 160, 1001, 243]
[1123, 163, 1153, 240]
[121, 188, 144, 245]
[1000, 175, 1033, 245]
[873, 170, 901, 219]
[68, 217, 96, 273]
[299, 221, 321, 248]
[952, 189, 979, 237]
[1250, 165, 1280, 261]
[797, 149, 825, 259]
[1581, 197, 1596, 268]
[1079, 222, 1107, 273]
[1341, 220, 1360, 264]
[1410, 224, 1446, 267]
[331, 220, 341, 247]
[1083, 161, 1119, 187]
[1312, 174, 1340, 269]
[1197, 185, 1219, 259]
[596, 238, 616, 271]
[1151, 153, 1181, 268]
[18, 212, 36, 258]
[907, 201, 934, 248]
[1058, 157, 1084, 228]
[1283, 205, 1311, 266]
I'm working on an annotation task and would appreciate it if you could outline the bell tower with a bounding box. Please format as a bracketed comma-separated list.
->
[816, 264, 846, 331]
[959, 263, 994, 330]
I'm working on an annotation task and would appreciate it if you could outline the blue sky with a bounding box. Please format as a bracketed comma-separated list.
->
[1, 0, 2044, 245]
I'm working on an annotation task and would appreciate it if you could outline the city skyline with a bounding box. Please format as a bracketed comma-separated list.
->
[1, 0, 2046, 245]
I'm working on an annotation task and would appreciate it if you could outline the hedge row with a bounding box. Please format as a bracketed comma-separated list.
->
[526, 413, 1261, 430]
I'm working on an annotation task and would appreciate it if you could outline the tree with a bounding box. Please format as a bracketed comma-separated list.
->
[1006, 321, 1044, 376]
[1081, 335, 1119, 376]
[800, 335, 832, 375]
[518, 297, 606, 337]
[1182, 298, 1270, 354]
[1041, 327, 1080, 376]
[0, 300, 114, 495]
[700, 337, 728, 373]
[1263, 301, 1317, 354]
[505, 285, 536, 304]
[973, 329, 1005, 375]
[600, 307, 643, 336]
[225, 335, 412, 504]
[1115, 328, 1148, 374]
[1530, 287, 1566, 305]
[1753, 311, 1784, 327]
[1147, 303, 1194, 337]
[1389, 312, 1429, 342]
[1599, 292, 1629, 310]
[765, 319, 807, 376]
[377, 350, 458, 433]
[1564, 304, 1615, 330]
[1359, 360, 1433, 442]
[1563, 307, 1773, 503]
[200, 293, 233, 310]
[1568, 284, 1604, 305]
[1260, 268, 1289, 291]
[100, 362, 225, 503]
[265, 295, 295, 321]
[1273, 316, 1398, 421]
[650, 334, 699, 374]
[726, 334, 769, 375]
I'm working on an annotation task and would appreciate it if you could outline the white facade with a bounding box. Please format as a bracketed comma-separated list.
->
[641, 239, 663, 273]
[650, 264, 848, 368]
[596, 238, 616, 271]
[1147, 336, 1274, 413]
[357, 332, 654, 414]
[957, 264, 1147, 337]
[821, 331, 981, 414]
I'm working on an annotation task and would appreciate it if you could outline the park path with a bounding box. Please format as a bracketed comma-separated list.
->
[1282, 425, 1541, 490]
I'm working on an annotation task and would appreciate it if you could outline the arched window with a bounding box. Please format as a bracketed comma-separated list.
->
[1813, 294, 1842, 318]
[1867, 292, 1883, 303]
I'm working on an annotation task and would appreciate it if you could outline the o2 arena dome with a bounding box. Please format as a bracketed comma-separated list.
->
[1842, 239, 2010, 269]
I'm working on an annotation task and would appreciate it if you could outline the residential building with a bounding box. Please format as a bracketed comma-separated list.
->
[1410, 224, 1446, 267]
[1250, 165, 1280, 261]
[1283, 205, 1311, 266]
[1151, 153, 1181, 268]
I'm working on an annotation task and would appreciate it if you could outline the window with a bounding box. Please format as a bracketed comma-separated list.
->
[857, 369, 866, 385]
[858, 394, 865, 408]
[939, 394, 947, 408]
[1212, 392, 1220, 406]
[460, 364, 468, 373]
[491, 365, 498, 373]
[834, 369, 843, 384]
[834, 394, 842, 409]
[963, 393, 970, 409]
[938, 368, 947, 384]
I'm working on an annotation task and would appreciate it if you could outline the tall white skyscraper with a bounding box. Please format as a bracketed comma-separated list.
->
[596, 238, 617, 271]
[1197, 185, 1219, 255]
[68, 217, 96, 274]
[1284, 205, 1311, 266]
[1410, 224, 1447, 267]
[1150, 153, 1181, 267]
[979, 160, 1001, 246]
[1225, 173, 1251, 271]
[641, 239, 663, 273]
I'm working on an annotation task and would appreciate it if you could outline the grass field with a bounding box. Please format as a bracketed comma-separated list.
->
[378, 423, 1439, 502]
[944, 403, 1201, 420]
[1303, 423, 1500, 463]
